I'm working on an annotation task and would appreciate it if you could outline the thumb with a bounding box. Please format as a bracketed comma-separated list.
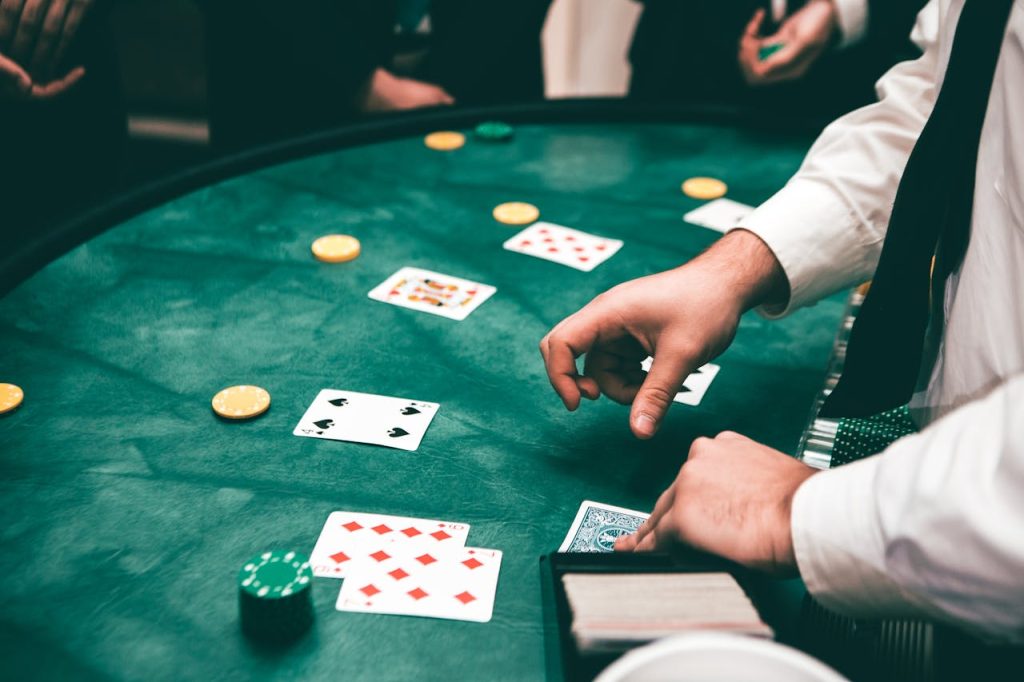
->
[630, 350, 696, 439]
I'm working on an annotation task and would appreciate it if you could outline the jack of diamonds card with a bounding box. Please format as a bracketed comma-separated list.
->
[502, 222, 623, 272]
[367, 267, 496, 321]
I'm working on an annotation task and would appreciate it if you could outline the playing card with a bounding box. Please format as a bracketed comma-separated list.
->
[559, 500, 650, 553]
[293, 389, 440, 451]
[309, 511, 470, 578]
[336, 545, 502, 623]
[367, 267, 496, 321]
[640, 357, 720, 406]
[683, 198, 754, 233]
[502, 222, 623, 272]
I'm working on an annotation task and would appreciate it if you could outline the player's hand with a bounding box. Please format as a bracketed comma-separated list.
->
[540, 230, 788, 439]
[360, 67, 455, 113]
[615, 431, 819, 574]
[738, 0, 838, 86]
[0, 0, 92, 100]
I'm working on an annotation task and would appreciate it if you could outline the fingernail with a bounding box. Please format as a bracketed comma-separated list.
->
[634, 412, 656, 437]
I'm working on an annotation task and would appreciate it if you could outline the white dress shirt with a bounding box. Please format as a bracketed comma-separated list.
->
[739, 0, 1024, 643]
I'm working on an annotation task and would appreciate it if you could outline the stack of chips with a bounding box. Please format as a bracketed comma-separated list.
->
[238, 550, 314, 643]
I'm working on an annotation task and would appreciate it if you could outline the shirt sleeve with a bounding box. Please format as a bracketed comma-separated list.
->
[790, 373, 1024, 644]
[833, 0, 869, 47]
[736, 0, 942, 317]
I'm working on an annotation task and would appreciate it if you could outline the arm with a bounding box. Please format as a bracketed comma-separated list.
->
[739, 0, 941, 315]
[793, 374, 1024, 642]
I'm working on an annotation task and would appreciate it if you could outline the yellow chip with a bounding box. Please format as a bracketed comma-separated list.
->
[492, 201, 540, 226]
[212, 385, 271, 420]
[312, 234, 361, 263]
[424, 131, 465, 151]
[682, 177, 728, 200]
[0, 383, 24, 415]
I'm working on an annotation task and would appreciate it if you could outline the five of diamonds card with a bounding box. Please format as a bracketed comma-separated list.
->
[503, 222, 623, 271]
[368, 266, 496, 321]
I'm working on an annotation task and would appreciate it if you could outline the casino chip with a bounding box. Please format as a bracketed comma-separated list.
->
[493, 201, 540, 226]
[758, 43, 784, 61]
[682, 177, 728, 200]
[212, 385, 271, 420]
[0, 383, 24, 415]
[312, 234, 360, 263]
[474, 121, 514, 142]
[238, 550, 314, 643]
[424, 131, 465, 151]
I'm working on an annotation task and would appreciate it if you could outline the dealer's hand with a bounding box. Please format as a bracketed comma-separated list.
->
[615, 431, 819, 574]
[539, 229, 788, 439]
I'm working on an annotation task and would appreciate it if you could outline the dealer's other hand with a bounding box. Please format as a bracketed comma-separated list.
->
[615, 431, 819, 575]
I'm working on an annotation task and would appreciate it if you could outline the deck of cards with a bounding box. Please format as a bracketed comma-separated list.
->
[311, 511, 502, 623]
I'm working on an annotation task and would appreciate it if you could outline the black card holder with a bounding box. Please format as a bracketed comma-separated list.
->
[540, 550, 750, 682]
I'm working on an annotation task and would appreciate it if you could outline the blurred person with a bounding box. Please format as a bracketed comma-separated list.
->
[630, 0, 927, 122]
[203, 0, 552, 152]
[1, 0, 126, 254]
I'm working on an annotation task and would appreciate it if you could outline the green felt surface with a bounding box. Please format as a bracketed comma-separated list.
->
[0, 121, 845, 680]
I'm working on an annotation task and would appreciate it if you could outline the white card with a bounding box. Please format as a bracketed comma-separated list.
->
[640, 357, 720, 406]
[293, 389, 440, 451]
[336, 545, 502, 623]
[367, 267, 496, 321]
[559, 500, 650, 553]
[309, 511, 470, 579]
[502, 222, 623, 272]
[683, 198, 754, 233]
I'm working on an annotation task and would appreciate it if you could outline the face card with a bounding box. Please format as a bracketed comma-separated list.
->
[293, 389, 440, 451]
[367, 267, 496, 321]
[502, 222, 623, 272]
[309, 511, 470, 579]
[640, 357, 720, 406]
[559, 500, 650, 553]
[336, 545, 502, 623]
[683, 198, 754, 233]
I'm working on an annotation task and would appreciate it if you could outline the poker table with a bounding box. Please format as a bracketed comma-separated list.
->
[0, 101, 848, 680]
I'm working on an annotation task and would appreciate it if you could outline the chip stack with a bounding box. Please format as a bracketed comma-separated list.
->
[238, 550, 314, 643]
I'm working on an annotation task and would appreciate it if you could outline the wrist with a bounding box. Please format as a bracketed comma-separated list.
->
[694, 229, 790, 312]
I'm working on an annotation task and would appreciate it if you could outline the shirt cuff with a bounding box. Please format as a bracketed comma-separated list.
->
[791, 456, 923, 619]
[832, 0, 869, 48]
[734, 178, 876, 318]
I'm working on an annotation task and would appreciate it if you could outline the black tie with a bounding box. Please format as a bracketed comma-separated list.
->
[820, 0, 1014, 418]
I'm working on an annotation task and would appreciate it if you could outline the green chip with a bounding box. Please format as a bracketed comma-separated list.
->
[474, 121, 514, 142]
[238, 550, 312, 599]
[758, 43, 784, 61]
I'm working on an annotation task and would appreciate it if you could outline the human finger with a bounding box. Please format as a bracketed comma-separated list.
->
[542, 310, 616, 411]
[583, 339, 646, 404]
[9, 0, 49, 63]
[0, 0, 26, 48]
[28, 0, 67, 77]
[49, 0, 88, 71]
[629, 341, 700, 439]
[0, 50, 31, 97]
[27, 62, 82, 98]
